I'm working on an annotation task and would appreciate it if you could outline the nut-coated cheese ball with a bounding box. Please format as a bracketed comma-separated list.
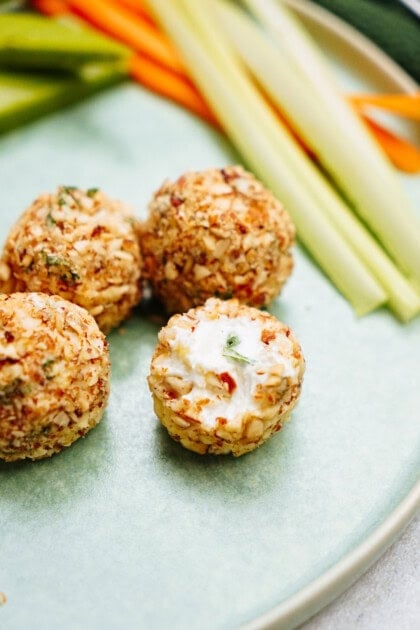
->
[0, 186, 142, 332]
[0, 293, 110, 462]
[148, 298, 305, 456]
[140, 166, 295, 314]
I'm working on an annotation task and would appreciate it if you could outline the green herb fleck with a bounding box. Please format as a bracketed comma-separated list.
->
[87, 187, 99, 198]
[215, 289, 233, 300]
[42, 358, 55, 380]
[42, 251, 80, 285]
[60, 270, 80, 285]
[45, 253, 65, 267]
[59, 186, 81, 209]
[222, 334, 254, 364]
[0, 378, 28, 404]
[46, 212, 56, 228]
[125, 216, 137, 227]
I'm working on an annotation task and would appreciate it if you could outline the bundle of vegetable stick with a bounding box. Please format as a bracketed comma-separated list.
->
[32, 0, 420, 168]
[32, 0, 420, 322]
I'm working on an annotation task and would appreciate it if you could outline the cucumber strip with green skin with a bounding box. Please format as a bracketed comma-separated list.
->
[0, 13, 129, 73]
[0, 62, 126, 135]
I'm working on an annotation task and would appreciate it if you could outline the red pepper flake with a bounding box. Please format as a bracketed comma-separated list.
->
[4, 331, 14, 343]
[237, 283, 253, 299]
[217, 417, 228, 426]
[166, 390, 178, 400]
[285, 328, 291, 337]
[219, 372, 237, 394]
[170, 194, 184, 207]
[220, 167, 230, 183]
[179, 412, 200, 424]
[91, 225, 105, 238]
[261, 329, 276, 344]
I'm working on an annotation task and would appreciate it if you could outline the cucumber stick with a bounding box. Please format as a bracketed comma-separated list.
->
[0, 13, 129, 72]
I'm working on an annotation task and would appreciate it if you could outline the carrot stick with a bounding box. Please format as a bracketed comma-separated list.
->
[29, 0, 420, 169]
[32, 0, 216, 125]
[66, 0, 184, 74]
[362, 115, 420, 173]
[31, 0, 69, 15]
[129, 55, 218, 126]
[115, 0, 156, 25]
[349, 92, 420, 120]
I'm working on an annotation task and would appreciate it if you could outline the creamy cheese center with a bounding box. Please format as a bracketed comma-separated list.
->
[159, 314, 297, 428]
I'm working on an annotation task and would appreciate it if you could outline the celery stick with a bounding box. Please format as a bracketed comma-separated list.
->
[145, 0, 386, 316]
[244, 0, 420, 290]
[214, 0, 420, 322]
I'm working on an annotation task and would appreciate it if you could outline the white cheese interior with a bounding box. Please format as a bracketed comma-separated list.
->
[159, 315, 297, 428]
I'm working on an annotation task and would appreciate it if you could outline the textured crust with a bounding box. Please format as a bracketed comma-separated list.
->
[140, 166, 295, 314]
[0, 293, 110, 461]
[148, 298, 305, 457]
[0, 187, 142, 333]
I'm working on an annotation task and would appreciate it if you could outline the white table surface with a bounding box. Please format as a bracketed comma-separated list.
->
[299, 515, 420, 629]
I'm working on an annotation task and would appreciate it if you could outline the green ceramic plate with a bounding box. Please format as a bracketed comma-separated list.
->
[1, 2, 419, 629]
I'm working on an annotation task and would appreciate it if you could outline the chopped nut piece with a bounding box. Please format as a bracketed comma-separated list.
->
[0, 187, 142, 332]
[0, 293, 110, 462]
[148, 298, 305, 456]
[140, 166, 295, 313]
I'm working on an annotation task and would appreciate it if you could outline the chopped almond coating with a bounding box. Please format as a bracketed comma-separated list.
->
[0, 293, 110, 462]
[0, 186, 142, 333]
[140, 166, 295, 313]
[148, 298, 305, 456]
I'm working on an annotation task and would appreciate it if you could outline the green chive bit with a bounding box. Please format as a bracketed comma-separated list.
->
[222, 333, 254, 364]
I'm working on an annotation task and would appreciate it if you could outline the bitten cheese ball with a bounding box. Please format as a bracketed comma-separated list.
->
[148, 298, 305, 457]
[0, 293, 110, 462]
[140, 166, 295, 314]
[0, 186, 142, 332]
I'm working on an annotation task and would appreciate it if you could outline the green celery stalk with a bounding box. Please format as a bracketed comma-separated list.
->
[244, 0, 420, 290]
[145, 0, 387, 316]
[214, 0, 420, 322]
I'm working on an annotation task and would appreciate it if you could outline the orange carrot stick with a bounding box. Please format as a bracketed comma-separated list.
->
[31, 0, 69, 15]
[362, 115, 420, 174]
[66, 0, 184, 74]
[349, 92, 420, 120]
[129, 55, 218, 127]
[29, 0, 420, 169]
[115, 0, 156, 25]
[32, 0, 216, 125]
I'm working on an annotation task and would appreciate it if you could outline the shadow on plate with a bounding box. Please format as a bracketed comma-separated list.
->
[0, 413, 113, 515]
[152, 420, 295, 505]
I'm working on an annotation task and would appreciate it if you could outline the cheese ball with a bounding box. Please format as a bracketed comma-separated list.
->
[0, 293, 110, 462]
[148, 298, 305, 457]
[140, 166, 295, 314]
[0, 186, 142, 333]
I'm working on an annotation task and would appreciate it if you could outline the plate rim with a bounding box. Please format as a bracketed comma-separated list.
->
[244, 0, 420, 628]
[244, 480, 420, 629]
[283, 0, 419, 92]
